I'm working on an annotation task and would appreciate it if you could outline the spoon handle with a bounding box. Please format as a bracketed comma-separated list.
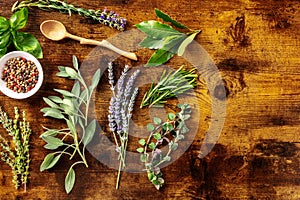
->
[66, 33, 137, 60]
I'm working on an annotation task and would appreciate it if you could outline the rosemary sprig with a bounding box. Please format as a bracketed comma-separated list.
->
[0, 107, 32, 191]
[40, 55, 100, 194]
[137, 104, 192, 190]
[141, 66, 198, 108]
[107, 62, 140, 189]
[12, 0, 127, 31]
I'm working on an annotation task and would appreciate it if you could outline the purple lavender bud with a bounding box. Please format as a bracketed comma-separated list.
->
[103, 8, 107, 13]
[110, 11, 115, 15]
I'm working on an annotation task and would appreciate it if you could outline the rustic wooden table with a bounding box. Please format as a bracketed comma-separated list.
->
[0, 0, 299, 199]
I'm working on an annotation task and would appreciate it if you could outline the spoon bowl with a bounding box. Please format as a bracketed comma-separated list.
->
[40, 20, 137, 60]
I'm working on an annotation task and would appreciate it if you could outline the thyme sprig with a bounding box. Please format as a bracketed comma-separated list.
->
[107, 62, 140, 189]
[137, 104, 191, 190]
[12, 0, 127, 31]
[141, 66, 198, 108]
[0, 107, 32, 191]
[40, 55, 100, 194]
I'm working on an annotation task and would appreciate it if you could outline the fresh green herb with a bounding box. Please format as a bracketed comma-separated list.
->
[0, 8, 43, 58]
[136, 9, 201, 67]
[40, 56, 100, 194]
[107, 62, 140, 189]
[12, 0, 127, 31]
[0, 107, 32, 191]
[137, 104, 192, 190]
[141, 66, 198, 108]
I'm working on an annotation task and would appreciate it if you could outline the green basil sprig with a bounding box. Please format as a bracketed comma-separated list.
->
[0, 8, 43, 58]
[136, 9, 201, 67]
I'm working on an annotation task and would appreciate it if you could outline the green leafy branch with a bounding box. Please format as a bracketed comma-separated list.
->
[0, 8, 43, 58]
[0, 107, 32, 191]
[141, 66, 198, 108]
[136, 9, 201, 67]
[137, 104, 192, 190]
[40, 56, 100, 194]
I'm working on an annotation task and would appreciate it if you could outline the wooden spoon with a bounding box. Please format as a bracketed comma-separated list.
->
[40, 20, 137, 61]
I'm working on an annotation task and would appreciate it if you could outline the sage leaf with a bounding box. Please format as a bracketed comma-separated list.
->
[12, 31, 43, 59]
[40, 153, 61, 171]
[139, 36, 163, 49]
[40, 129, 59, 138]
[154, 9, 187, 29]
[177, 31, 199, 56]
[56, 71, 69, 78]
[72, 55, 79, 70]
[65, 67, 78, 78]
[82, 119, 96, 146]
[48, 96, 63, 104]
[67, 119, 76, 135]
[71, 82, 81, 97]
[91, 69, 101, 89]
[43, 109, 64, 119]
[135, 20, 183, 39]
[65, 167, 76, 194]
[54, 89, 75, 97]
[9, 8, 28, 30]
[0, 17, 9, 33]
[42, 135, 64, 147]
[43, 97, 60, 109]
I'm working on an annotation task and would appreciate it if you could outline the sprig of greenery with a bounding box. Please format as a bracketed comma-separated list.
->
[0, 107, 32, 191]
[137, 104, 191, 190]
[0, 8, 43, 58]
[141, 66, 198, 108]
[136, 9, 201, 67]
[40, 56, 100, 194]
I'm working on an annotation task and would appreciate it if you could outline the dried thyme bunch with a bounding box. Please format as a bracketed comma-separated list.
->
[141, 66, 198, 108]
[107, 62, 140, 189]
[137, 104, 191, 190]
[40, 56, 100, 194]
[12, 0, 127, 31]
[0, 107, 32, 191]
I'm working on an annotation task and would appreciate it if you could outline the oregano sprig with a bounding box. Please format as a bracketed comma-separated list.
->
[141, 66, 198, 108]
[136, 9, 201, 67]
[0, 107, 32, 191]
[137, 104, 192, 190]
[40, 55, 100, 194]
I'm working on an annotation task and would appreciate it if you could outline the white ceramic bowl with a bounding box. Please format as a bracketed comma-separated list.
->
[0, 51, 43, 99]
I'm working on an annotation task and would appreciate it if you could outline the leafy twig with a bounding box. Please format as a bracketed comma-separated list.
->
[0, 107, 32, 191]
[141, 66, 198, 108]
[137, 104, 192, 190]
[12, 0, 127, 31]
[40, 55, 100, 194]
[107, 62, 140, 189]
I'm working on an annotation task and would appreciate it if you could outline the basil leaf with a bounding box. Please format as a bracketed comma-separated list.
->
[135, 20, 183, 39]
[0, 48, 7, 57]
[177, 31, 199, 56]
[0, 31, 11, 49]
[65, 167, 76, 194]
[139, 36, 163, 49]
[82, 119, 96, 146]
[0, 17, 10, 34]
[154, 9, 187, 29]
[12, 31, 43, 59]
[10, 8, 28, 30]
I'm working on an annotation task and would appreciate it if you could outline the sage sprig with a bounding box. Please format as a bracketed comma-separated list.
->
[107, 62, 140, 189]
[141, 66, 198, 108]
[137, 104, 191, 190]
[136, 9, 201, 67]
[40, 55, 100, 194]
[12, 0, 127, 31]
[0, 107, 32, 191]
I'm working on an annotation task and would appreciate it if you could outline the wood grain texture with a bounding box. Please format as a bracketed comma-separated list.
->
[0, 0, 299, 199]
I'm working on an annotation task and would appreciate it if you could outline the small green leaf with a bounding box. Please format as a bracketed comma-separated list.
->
[154, 8, 187, 29]
[137, 147, 144, 153]
[56, 71, 69, 78]
[139, 36, 163, 49]
[177, 31, 199, 56]
[153, 133, 161, 140]
[43, 97, 60, 109]
[138, 139, 146, 146]
[177, 134, 185, 140]
[65, 67, 78, 78]
[170, 142, 178, 150]
[147, 123, 155, 131]
[153, 117, 162, 125]
[10, 8, 28, 30]
[0, 31, 11, 49]
[44, 143, 60, 150]
[72, 55, 79, 70]
[40, 129, 59, 138]
[65, 167, 76, 194]
[66, 119, 76, 135]
[42, 135, 64, 147]
[62, 99, 74, 108]
[0, 17, 9, 33]
[140, 154, 148, 162]
[71, 82, 81, 97]
[146, 49, 174, 67]
[168, 113, 176, 120]
[48, 96, 63, 104]
[148, 142, 156, 150]
[163, 156, 171, 162]
[91, 69, 101, 89]
[0, 48, 7, 58]
[40, 153, 61, 171]
[82, 119, 96, 146]
[54, 89, 75, 97]
[148, 171, 155, 181]
[43, 109, 64, 119]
